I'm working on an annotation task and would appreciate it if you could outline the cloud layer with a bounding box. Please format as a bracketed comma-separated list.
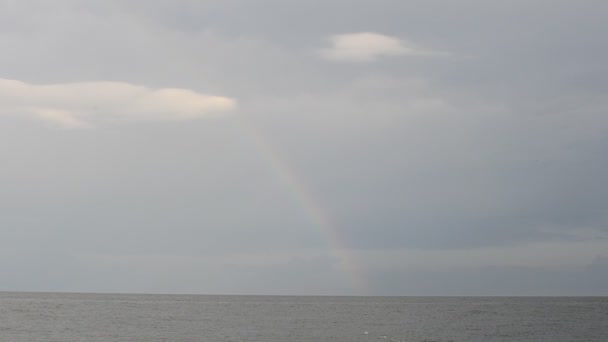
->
[0, 0, 607, 295]
[0, 78, 236, 127]
[319, 32, 443, 62]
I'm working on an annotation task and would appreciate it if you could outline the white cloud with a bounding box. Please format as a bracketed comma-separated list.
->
[0, 78, 236, 128]
[319, 32, 446, 62]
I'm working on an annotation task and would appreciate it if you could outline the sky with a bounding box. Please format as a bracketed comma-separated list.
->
[1, 0, 607, 296]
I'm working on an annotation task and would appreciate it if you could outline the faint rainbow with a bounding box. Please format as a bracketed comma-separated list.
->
[232, 114, 367, 294]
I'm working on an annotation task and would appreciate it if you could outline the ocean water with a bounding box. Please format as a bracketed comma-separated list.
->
[0, 293, 606, 341]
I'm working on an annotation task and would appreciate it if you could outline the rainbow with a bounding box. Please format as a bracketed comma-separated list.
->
[232, 114, 367, 294]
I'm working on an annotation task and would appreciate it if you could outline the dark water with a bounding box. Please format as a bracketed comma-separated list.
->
[0, 292, 607, 341]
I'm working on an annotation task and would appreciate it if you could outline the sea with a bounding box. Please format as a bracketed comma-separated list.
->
[0, 292, 606, 341]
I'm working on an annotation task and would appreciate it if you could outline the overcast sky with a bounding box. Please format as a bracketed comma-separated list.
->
[1, 0, 607, 296]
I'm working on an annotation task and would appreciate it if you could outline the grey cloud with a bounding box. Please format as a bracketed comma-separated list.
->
[0, 0, 607, 295]
[239, 73, 608, 249]
[368, 256, 608, 296]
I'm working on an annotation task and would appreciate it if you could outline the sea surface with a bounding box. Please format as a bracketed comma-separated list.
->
[0, 292, 606, 341]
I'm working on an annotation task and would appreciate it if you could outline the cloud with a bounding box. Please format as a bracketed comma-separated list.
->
[0, 78, 236, 128]
[318, 32, 446, 62]
[0, 1, 607, 296]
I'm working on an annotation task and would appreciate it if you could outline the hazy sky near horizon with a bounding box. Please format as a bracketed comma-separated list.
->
[1, 0, 607, 295]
